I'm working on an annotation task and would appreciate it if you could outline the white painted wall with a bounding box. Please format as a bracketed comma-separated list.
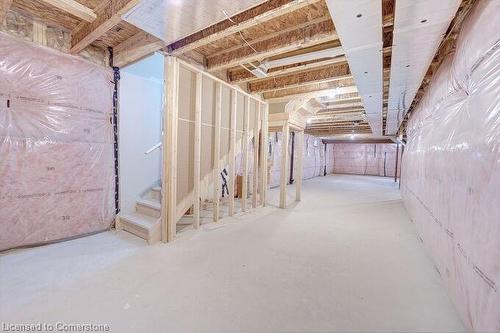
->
[118, 53, 163, 214]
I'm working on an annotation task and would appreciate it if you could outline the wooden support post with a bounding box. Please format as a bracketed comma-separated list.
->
[193, 72, 202, 228]
[279, 122, 290, 208]
[213, 83, 222, 222]
[228, 90, 237, 216]
[252, 103, 260, 208]
[32, 21, 47, 45]
[260, 104, 269, 206]
[161, 56, 179, 242]
[295, 131, 304, 201]
[241, 97, 250, 212]
[258, 104, 266, 206]
[394, 143, 399, 183]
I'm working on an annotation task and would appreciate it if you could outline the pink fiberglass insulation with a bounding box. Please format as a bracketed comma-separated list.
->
[331, 143, 397, 177]
[0, 33, 115, 251]
[401, 1, 500, 331]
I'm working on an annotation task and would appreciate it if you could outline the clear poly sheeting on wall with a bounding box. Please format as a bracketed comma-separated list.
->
[401, 1, 500, 331]
[268, 132, 332, 188]
[0, 32, 115, 251]
[331, 144, 397, 177]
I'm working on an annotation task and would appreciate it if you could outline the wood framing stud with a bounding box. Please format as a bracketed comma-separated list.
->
[32, 21, 47, 45]
[40, 0, 96, 22]
[295, 131, 304, 201]
[279, 122, 290, 208]
[228, 90, 237, 216]
[213, 83, 222, 222]
[161, 56, 179, 242]
[241, 97, 250, 212]
[259, 104, 268, 206]
[252, 103, 261, 208]
[193, 72, 202, 229]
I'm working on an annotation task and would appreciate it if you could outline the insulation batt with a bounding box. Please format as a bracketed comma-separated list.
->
[401, 1, 500, 331]
[331, 143, 397, 177]
[0, 32, 115, 251]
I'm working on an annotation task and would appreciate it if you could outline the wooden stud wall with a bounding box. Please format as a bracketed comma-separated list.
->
[161, 56, 268, 242]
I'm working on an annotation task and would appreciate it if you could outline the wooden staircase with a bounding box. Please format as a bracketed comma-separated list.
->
[116, 136, 251, 244]
[116, 186, 162, 244]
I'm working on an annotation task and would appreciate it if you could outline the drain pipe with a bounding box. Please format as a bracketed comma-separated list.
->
[289, 131, 295, 184]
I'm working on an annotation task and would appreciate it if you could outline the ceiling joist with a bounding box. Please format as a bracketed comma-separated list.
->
[263, 79, 356, 101]
[207, 19, 338, 71]
[167, 0, 323, 56]
[248, 61, 350, 93]
[70, 0, 140, 54]
[39, 0, 96, 22]
[229, 55, 346, 83]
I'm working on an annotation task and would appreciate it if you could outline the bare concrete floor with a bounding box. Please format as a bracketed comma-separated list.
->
[0, 175, 465, 332]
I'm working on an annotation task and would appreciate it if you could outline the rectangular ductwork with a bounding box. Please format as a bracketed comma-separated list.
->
[325, 0, 383, 135]
[385, 0, 461, 135]
[263, 47, 345, 68]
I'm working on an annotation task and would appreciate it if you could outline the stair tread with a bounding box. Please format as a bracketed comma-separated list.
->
[137, 198, 161, 209]
[120, 212, 159, 229]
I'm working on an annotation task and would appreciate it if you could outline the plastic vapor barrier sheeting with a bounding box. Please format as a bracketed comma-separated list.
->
[0, 33, 115, 251]
[401, 1, 500, 331]
[268, 132, 332, 188]
[331, 143, 397, 177]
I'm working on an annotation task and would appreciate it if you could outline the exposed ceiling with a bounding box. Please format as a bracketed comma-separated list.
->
[385, 0, 462, 135]
[3, 0, 474, 138]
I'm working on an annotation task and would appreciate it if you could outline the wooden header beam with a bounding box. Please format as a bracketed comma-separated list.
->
[113, 31, 165, 67]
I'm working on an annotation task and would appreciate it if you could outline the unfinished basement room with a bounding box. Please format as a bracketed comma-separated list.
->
[0, 0, 499, 332]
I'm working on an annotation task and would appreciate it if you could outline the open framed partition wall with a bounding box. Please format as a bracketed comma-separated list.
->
[161, 56, 269, 242]
[268, 111, 306, 209]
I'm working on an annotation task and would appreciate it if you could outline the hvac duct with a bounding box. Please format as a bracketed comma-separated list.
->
[385, 0, 461, 135]
[325, 0, 383, 135]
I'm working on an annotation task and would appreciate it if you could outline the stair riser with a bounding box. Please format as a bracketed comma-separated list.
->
[150, 189, 161, 201]
[119, 218, 149, 240]
[136, 203, 161, 218]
